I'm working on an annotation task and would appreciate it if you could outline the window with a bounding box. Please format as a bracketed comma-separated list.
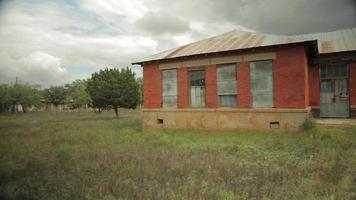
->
[189, 70, 205, 107]
[320, 65, 348, 78]
[250, 60, 273, 108]
[217, 64, 237, 107]
[162, 69, 177, 108]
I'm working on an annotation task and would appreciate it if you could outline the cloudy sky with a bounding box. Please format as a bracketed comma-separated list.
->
[0, 0, 355, 86]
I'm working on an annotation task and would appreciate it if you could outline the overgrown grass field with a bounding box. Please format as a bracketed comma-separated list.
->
[0, 111, 355, 200]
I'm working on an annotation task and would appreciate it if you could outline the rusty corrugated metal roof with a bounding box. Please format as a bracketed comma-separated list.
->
[134, 27, 356, 64]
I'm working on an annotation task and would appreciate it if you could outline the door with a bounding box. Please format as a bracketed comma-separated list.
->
[320, 65, 350, 118]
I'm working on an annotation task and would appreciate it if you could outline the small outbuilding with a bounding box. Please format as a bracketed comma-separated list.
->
[133, 28, 356, 131]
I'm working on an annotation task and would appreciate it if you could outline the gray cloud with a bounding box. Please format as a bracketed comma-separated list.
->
[0, 0, 355, 86]
[136, 11, 191, 35]
[151, 0, 356, 35]
[231, 0, 356, 34]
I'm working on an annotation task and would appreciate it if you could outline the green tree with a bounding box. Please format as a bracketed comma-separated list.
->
[87, 67, 140, 117]
[0, 84, 11, 112]
[7, 84, 42, 112]
[44, 86, 67, 109]
[66, 80, 91, 109]
[136, 77, 143, 107]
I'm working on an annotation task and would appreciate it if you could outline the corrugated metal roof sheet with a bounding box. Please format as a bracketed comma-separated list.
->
[134, 27, 356, 64]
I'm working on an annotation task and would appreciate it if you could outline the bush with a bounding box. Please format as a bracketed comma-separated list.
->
[302, 117, 316, 131]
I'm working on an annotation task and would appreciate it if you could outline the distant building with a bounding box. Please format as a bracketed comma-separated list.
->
[133, 28, 356, 131]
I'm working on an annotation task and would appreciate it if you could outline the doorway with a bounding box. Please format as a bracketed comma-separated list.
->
[320, 64, 350, 118]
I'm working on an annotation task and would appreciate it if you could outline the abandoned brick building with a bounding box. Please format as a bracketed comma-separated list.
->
[133, 28, 356, 130]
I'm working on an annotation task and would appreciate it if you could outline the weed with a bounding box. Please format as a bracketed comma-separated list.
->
[302, 117, 316, 132]
[0, 111, 355, 199]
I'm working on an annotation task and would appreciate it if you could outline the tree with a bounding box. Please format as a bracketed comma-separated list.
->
[136, 77, 143, 107]
[0, 84, 11, 112]
[2, 83, 42, 113]
[65, 80, 91, 109]
[87, 67, 140, 117]
[44, 86, 67, 109]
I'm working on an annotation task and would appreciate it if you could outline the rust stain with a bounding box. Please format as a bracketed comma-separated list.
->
[241, 34, 258, 48]
[234, 32, 253, 49]
[285, 37, 296, 43]
[215, 34, 240, 52]
[204, 32, 234, 53]
[321, 41, 333, 53]
[227, 36, 245, 50]
[164, 44, 189, 59]
[223, 37, 241, 50]
[253, 35, 266, 46]
[191, 38, 216, 54]
[135, 27, 356, 64]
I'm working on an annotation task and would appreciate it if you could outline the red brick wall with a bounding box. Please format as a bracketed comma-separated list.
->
[304, 55, 310, 106]
[143, 64, 162, 108]
[177, 67, 189, 108]
[274, 46, 308, 108]
[237, 62, 251, 108]
[143, 46, 310, 109]
[308, 65, 320, 106]
[350, 62, 356, 106]
[205, 65, 218, 108]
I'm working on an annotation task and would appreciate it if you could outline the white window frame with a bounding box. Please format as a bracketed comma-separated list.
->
[217, 63, 237, 107]
[250, 60, 274, 108]
[162, 69, 177, 108]
[189, 69, 206, 108]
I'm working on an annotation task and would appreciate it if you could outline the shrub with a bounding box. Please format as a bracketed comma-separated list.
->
[302, 117, 316, 132]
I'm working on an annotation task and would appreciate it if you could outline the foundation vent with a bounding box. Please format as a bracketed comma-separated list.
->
[157, 119, 164, 124]
[270, 121, 280, 129]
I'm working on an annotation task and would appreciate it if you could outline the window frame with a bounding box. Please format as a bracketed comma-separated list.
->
[188, 68, 206, 108]
[250, 60, 274, 108]
[161, 69, 178, 108]
[216, 63, 238, 107]
[320, 64, 349, 80]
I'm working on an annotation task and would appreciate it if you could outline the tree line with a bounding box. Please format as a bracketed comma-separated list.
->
[0, 67, 142, 117]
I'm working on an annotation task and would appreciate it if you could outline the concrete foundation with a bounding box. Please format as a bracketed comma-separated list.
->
[143, 108, 310, 131]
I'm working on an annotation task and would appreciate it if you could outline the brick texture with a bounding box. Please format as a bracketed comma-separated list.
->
[274, 46, 308, 108]
[350, 62, 356, 106]
[177, 67, 189, 108]
[237, 62, 251, 108]
[143, 46, 311, 110]
[143, 64, 162, 108]
[308, 65, 320, 106]
[205, 64, 218, 108]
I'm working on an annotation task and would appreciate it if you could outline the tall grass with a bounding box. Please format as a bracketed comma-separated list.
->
[0, 111, 355, 199]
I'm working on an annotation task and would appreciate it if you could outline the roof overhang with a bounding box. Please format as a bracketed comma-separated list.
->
[312, 50, 356, 65]
[132, 40, 318, 66]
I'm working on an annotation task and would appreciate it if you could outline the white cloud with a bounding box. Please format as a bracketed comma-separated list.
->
[0, 0, 354, 86]
[0, 0, 156, 86]
[0, 51, 80, 86]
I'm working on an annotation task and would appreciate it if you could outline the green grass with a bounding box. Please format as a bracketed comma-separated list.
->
[0, 111, 355, 200]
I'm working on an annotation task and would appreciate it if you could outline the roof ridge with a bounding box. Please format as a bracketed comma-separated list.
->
[133, 27, 356, 64]
[230, 27, 356, 37]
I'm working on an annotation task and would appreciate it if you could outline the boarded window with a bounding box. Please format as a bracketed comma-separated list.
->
[162, 69, 177, 108]
[189, 70, 205, 107]
[320, 65, 348, 78]
[250, 60, 273, 108]
[217, 64, 237, 107]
